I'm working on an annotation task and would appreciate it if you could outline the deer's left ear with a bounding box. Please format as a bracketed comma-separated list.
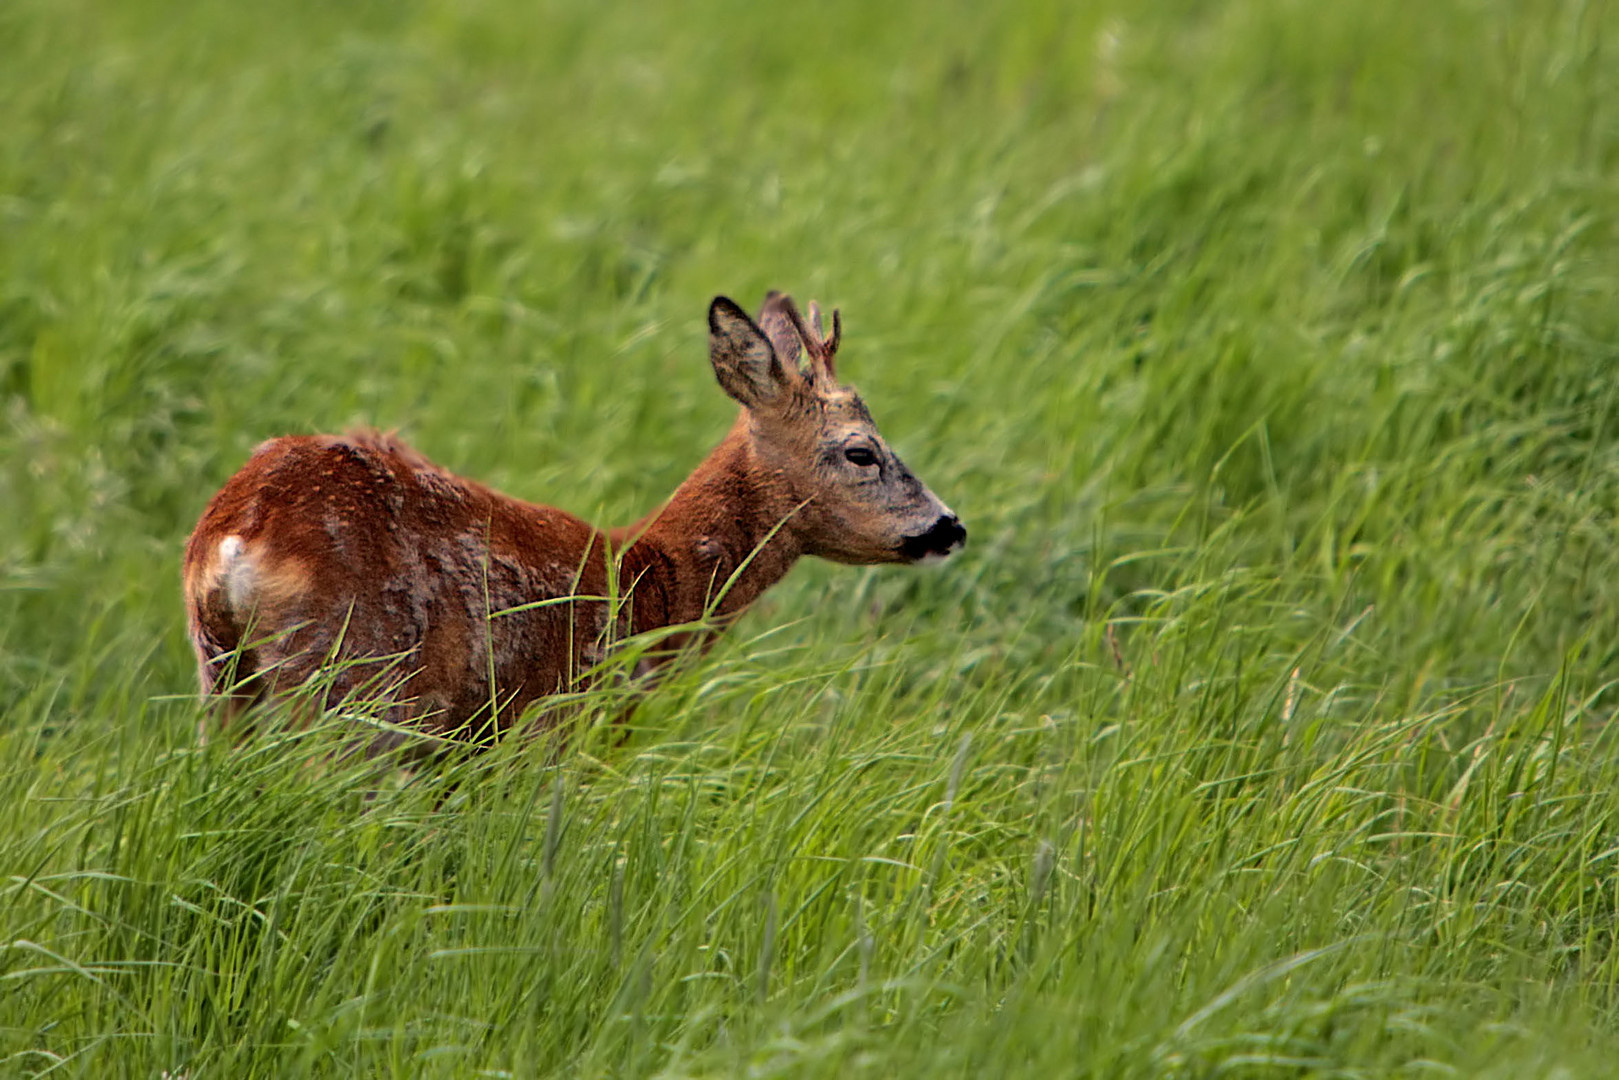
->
[708, 296, 796, 408]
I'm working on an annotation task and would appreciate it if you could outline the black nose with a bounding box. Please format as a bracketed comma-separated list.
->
[900, 515, 967, 561]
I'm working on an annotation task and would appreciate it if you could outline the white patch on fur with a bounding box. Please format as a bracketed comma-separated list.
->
[218, 535, 256, 612]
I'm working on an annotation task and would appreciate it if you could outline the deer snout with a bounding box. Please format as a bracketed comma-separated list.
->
[900, 513, 966, 562]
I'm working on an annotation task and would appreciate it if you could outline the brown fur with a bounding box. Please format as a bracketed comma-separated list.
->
[182, 293, 963, 743]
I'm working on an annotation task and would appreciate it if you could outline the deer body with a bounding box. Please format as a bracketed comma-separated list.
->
[183, 293, 964, 740]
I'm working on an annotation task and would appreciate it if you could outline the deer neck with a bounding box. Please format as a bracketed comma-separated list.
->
[611, 413, 805, 634]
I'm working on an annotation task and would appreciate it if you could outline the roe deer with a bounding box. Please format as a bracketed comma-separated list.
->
[183, 292, 965, 743]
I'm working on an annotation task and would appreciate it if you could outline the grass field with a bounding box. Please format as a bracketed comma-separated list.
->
[4, 0, 1619, 1074]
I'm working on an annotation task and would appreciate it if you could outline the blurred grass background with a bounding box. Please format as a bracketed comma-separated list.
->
[3, 0, 1619, 1075]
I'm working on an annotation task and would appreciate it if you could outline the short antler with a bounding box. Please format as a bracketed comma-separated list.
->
[782, 298, 842, 383]
[807, 302, 842, 377]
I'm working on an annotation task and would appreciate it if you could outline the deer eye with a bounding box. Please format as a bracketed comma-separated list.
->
[844, 446, 879, 468]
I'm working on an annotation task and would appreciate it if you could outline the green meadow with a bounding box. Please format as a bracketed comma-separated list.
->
[4, 0, 1619, 1074]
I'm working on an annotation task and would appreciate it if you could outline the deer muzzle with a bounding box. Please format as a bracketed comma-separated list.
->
[900, 514, 966, 562]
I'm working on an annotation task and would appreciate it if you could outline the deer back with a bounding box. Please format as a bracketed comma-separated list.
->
[184, 430, 622, 738]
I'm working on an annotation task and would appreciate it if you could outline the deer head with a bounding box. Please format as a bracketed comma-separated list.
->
[707, 292, 965, 565]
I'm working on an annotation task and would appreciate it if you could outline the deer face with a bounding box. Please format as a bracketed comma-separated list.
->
[708, 294, 966, 566]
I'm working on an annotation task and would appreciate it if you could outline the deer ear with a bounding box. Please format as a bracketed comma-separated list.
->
[708, 296, 792, 408]
[755, 291, 804, 375]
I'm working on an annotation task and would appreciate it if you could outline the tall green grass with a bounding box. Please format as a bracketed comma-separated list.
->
[3, 0, 1619, 1074]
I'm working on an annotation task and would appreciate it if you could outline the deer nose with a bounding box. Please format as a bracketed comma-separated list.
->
[901, 514, 967, 561]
